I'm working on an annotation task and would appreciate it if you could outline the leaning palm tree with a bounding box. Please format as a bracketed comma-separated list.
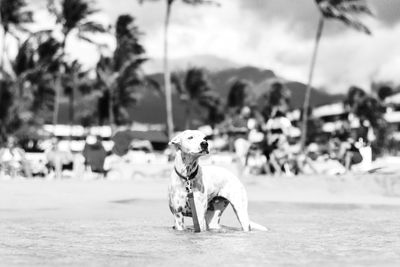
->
[14, 33, 62, 121]
[173, 67, 223, 128]
[227, 79, 254, 114]
[0, 0, 33, 76]
[139, 0, 219, 139]
[300, 0, 373, 149]
[0, 32, 61, 141]
[183, 67, 211, 128]
[96, 14, 158, 128]
[47, 0, 108, 126]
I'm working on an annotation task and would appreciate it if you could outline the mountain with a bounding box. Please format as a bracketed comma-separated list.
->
[145, 66, 344, 108]
[57, 65, 345, 127]
[284, 81, 344, 108]
[125, 66, 344, 128]
[143, 54, 241, 74]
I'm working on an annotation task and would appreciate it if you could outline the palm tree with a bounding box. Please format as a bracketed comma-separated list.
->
[139, 0, 219, 139]
[376, 85, 393, 102]
[63, 60, 90, 127]
[227, 79, 254, 114]
[47, 0, 108, 126]
[96, 14, 157, 127]
[173, 67, 223, 128]
[13, 33, 62, 121]
[0, 32, 61, 141]
[265, 81, 291, 118]
[0, 79, 13, 141]
[183, 67, 210, 128]
[0, 0, 33, 76]
[300, 0, 373, 149]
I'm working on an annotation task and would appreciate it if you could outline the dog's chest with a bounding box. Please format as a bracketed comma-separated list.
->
[169, 177, 206, 216]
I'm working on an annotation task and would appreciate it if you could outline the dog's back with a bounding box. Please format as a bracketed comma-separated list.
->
[200, 165, 247, 200]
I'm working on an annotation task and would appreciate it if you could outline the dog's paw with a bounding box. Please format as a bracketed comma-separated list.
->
[172, 225, 185, 231]
[207, 224, 222, 231]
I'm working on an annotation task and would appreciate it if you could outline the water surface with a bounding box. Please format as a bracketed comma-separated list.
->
[1, 198, 400, 267]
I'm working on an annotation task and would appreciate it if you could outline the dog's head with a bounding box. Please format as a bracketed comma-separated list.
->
[169, 130, 209, 156]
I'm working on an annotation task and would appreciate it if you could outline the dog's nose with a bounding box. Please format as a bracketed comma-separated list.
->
[200, 140, 208, 149]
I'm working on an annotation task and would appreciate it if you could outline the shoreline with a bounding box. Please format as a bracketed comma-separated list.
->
[1, 173, 400, 211]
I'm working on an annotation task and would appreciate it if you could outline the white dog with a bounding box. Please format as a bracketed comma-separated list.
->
[168, 130, 267, 232]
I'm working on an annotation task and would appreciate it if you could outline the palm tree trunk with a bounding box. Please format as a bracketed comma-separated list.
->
[68, 83, 74, 137]
[53, 74, 62, 126]
[300, 17, 324, 150]
[0, 29, 6, 76]
[0, 11, 4, 75]
[185, 99, 192, 129]
[164, 0, 174, 139]
[53, 36, 68, 127]
[108, 88, 115, 128]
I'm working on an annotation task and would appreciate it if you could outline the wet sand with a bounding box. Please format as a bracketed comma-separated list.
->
[1, 175, 400, 266]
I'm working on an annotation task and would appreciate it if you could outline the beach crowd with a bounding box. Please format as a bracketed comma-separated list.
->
[0, 105, 374, 180]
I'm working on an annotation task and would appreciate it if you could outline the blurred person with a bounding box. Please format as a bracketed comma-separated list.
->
[263, 110, 293, 176]
[103, 150, 122, 179]
[296, 143, 319, 175]
[338, 137, 363, 171]
[46, 137, 74, 179]
[297, 142, 346, 175]
[82, 135, 107, 176]
[244, 124, 268, 174]
[328, 137, 341, 160]
[230, 106, 251, 135]
[0, 136, 30, 178]
[228, 106, 252, 165]
[264, 110, 292, 138]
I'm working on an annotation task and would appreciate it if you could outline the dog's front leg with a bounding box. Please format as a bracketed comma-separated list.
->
[196, 208, 207, 232]
[173, 212, 185, 231]
[193, 192, 208, 232]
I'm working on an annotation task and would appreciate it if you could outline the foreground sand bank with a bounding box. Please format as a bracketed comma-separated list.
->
[1, 172, 400, 211]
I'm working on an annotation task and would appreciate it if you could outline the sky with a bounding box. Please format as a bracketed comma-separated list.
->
[4, 0, 400, 93]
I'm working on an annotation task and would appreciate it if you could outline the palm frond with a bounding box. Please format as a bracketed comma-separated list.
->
[335, 12, 372, 34]
[144, 77, 162, 94]
[118, 56, 148, 77]
[315, 0, 372, 34]
[76, 32, 97, 45]
[336, 2, 373, 15]
[0, 0, 34, 32]
[182, 0, 220, 7]
[171, 73, 183, 95]
[79, 21, 108, 33]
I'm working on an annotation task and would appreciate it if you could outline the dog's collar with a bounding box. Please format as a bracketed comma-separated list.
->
[174, 165, 199, 181]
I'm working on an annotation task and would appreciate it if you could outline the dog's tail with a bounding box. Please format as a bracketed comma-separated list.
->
[250, 221, 268, 231]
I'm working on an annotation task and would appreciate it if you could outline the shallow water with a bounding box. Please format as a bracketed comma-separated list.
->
[1, 198, 400, 267]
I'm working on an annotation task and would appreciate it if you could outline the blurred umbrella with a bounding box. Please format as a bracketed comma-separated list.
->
[112, 130, 168, 156]
[111, 130, 132, 156]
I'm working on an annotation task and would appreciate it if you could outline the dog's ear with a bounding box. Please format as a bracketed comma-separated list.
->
[169, 133, 182, 150]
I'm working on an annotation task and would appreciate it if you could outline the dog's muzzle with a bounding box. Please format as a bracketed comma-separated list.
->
[200, 140, 209, 153]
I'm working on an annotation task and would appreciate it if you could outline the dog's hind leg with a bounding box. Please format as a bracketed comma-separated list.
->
[229, 197, 251, 232]
[229, 197, 268, 232]
[206, 197, 230, 230]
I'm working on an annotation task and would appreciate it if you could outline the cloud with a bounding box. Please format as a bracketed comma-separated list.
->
[134, 0, 399, 93]
[4, 0, 400, 93]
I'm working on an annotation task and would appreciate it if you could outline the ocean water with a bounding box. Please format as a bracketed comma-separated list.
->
[1, 198, 400, 267]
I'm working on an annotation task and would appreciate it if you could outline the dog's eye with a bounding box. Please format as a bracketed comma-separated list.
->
[188, 136, 194, 140]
